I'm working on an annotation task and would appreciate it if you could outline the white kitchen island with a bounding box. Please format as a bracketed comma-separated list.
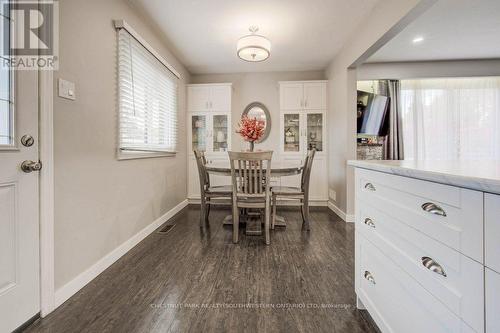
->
[348, 160, 500, 333]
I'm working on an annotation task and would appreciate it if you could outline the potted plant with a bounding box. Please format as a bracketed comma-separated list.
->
[236, 116, 265, 151]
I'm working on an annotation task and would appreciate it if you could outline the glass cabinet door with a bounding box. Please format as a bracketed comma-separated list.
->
[283, 114, 301, 152]
[191, 115, 207, 152]
[212, 115, 228, 152]
[307, 113, 323, 152]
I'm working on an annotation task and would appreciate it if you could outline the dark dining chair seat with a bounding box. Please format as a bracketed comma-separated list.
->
[206, 185, 233, 195]
[270, 186, 304, 196]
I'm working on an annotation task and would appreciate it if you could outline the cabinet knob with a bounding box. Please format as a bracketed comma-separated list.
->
[421, 257, 447, 277]
[364, 271, 376, 284]
[364, 218, 376, 228]
[421, 202, 447, 217]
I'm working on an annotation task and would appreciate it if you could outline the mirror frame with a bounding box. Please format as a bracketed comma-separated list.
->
[242, 102, 271, 143]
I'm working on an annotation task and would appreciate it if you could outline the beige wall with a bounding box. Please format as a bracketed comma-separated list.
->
[54, 0, 190, 289]
[358, 59, 500, 80]
[324, 0, 431, 217]
[191, 71, 325, 154]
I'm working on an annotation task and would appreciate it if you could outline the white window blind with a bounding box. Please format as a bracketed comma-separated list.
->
[118, 28, 178, 154]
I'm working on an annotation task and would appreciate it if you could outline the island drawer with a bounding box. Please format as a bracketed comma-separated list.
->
[355, 168, 483, 263]
[356, 199, 484, 332]
[356, 233, 476, 333]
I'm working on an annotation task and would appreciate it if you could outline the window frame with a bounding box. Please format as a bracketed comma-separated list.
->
[115, 20, 181, 160]
[0, 2, 17, 151]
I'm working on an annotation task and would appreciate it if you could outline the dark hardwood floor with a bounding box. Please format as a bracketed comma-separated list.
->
[25, 205, 377, 333]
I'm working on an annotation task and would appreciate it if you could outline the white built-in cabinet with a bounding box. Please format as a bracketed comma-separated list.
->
[279, 81, 328, 202]
[353, 167, 500, 333]
[187, 84, 231, 112]
[280, 81, 327, 110]
[485, 193, 500, 332]
[187, 83, 232, 199]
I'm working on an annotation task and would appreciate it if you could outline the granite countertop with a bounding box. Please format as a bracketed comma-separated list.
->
[347, 160, 500, 195]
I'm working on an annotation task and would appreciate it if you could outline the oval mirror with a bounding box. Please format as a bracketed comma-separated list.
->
[242, 102, 271, 143]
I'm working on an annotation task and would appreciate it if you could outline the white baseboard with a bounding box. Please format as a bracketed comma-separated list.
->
[54, 199, 188, 308]
[327, 200, 355, 223]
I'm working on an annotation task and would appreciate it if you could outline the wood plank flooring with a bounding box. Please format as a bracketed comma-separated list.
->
[25, 206, 378, 333]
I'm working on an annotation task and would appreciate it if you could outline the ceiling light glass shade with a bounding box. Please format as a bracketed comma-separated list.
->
[237, 34, 271, 62]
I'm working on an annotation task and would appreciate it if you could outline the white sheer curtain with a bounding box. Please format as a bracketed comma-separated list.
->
[401, 77, 500, 160]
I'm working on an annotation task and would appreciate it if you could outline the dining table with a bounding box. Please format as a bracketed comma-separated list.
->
[205, 161, 303, 235]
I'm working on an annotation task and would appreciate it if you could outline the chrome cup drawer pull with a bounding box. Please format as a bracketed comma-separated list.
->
[421, 257, 447, 277]
[364, 183, 376, 191]
[364, 218, 376, 228]
[421, 202, 447, 217]
[364, 271, 376, 284]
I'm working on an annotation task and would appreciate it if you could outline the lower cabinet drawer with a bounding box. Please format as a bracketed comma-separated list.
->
[486, 268, 500, 333]
[356, 199, 484, 332]
[355, 168, 483, 262]
[356, 233, 476, 333]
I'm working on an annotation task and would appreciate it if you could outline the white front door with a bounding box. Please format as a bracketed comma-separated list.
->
[0, 65, 40, 332]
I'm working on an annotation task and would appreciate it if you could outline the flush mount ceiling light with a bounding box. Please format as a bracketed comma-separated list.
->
[237, 26, 271, 62]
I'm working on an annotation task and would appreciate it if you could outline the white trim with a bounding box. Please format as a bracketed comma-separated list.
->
[113, 19, 181, 79]
[39, 69, 55, 316]
[327, 200, 355, 223]
[117, 149, 177, 160]
[186, 83, 233, 87]
[54, 199, 188, 308]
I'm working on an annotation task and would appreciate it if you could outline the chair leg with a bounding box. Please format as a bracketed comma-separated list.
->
[205, 203, 211, 223]
[272, 194, 277, 230]
[265, 199, 270, 245]
[300, 201, 306, 224]
[200, 198, 207, 228]
[302, 198, 310, 231]
[232, 203, 239, 243]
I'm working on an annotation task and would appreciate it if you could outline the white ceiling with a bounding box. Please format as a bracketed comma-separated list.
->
[367, 0, 500, 63]
[133, 0, 380, 74]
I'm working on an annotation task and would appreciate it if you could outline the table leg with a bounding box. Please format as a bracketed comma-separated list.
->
[222, 214, 287, 233]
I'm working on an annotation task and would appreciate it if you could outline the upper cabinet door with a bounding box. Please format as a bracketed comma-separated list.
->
[280, 83, 304, 110]
[303, 82, 326, 110]
[188, 86, 210, 112]
[210, 85, 231, 112]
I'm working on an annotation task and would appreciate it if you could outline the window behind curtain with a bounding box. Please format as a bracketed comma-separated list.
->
[401, 77, 500, 160]
[118, 29, 178, 154]
[0, 3, 13, 147]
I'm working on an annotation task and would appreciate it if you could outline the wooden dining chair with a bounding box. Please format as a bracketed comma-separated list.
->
[271, 149, 316, 230]
[193, 150, 232, 227]
[228, 151, 273, 244]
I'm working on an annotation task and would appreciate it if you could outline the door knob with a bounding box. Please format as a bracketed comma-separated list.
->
[21, 160, 42, 173]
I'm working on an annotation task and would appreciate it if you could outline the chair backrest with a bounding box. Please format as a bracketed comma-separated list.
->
[228, 151, 273, 198]
[193, 149, 210, 192]
[301, 149, 316, 193]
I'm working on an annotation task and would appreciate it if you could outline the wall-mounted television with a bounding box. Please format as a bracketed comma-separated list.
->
[357, 90, 389, 136]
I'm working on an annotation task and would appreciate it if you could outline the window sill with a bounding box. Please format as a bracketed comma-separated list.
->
[117, 150, 177, 160]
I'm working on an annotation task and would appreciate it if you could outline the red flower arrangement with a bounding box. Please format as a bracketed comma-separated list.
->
[236, 116, 265, 144]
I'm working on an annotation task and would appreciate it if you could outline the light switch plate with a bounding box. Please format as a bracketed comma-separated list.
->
[58, 78, 76, 100]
